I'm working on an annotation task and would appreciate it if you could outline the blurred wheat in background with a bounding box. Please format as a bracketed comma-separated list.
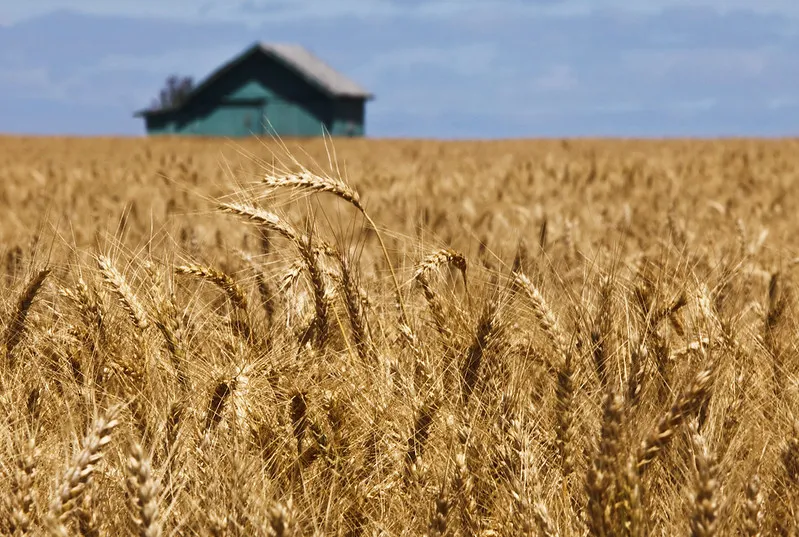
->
[0, 135, 798, 536]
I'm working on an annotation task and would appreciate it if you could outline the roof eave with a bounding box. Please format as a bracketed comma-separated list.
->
[337, 92, 375, 100]
[133, 106, 180, 118]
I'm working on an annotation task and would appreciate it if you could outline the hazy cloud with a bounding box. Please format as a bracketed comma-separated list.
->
[355, 43, 498, 78]
[532, 65, 579, 92]
[0, 66, 63, 99]
[6, 0, 799, 25]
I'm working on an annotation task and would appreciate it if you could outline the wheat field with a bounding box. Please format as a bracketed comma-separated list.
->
[1, 135, 798, 536]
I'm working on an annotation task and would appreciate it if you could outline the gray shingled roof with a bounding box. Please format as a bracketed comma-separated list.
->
[260, 43, 371, 98]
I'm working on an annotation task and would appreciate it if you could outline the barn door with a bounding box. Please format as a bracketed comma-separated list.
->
[242, 105, 265, 136]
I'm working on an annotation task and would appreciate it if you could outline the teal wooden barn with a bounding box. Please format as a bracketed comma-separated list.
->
[134, 42, 373, 138]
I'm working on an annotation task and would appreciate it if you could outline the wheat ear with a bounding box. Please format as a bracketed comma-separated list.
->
[339, 255, 372, 362]
[513, 271, 571, 360]
[46, 405, 121, 534]
[425, 488, 450, 537]
[461, 298, 500, 405]
[555, 352, 576, 478]
[690, 429, 718, 537]
[742, 474, 762, 537]
[406, 396, 439, 478]
[586, 391, 623, 537]
[262, 169, 409, 325]
[637, 362, 714, 473]
[204, 379, 233, 437]
[10, 433, 37, 536]
[5, 268, 50, 363]
[532, 501, 560, 537]
[236, 249, 275, 324]
[414, 248, 469, 296]
[219, 201, 305, 244]
[153, 293, 190, 389]
[126, 442, 162, 537]
[452, 451, 479, 537]
[591, 275, 613, 388]
[296, 240, 329, 350]
[97, 255, 149, 331]
[174, 264, 247, 311]
[266, 500, 295, 537]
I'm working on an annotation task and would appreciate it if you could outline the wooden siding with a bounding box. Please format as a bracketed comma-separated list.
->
[188, 103, 266, 137]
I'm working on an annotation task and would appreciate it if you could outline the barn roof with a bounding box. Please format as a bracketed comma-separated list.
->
[135, 42, 372, 117]
[261, 43, 371, 98]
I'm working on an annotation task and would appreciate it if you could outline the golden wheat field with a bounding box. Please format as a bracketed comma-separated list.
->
[1, 134, 799, 536]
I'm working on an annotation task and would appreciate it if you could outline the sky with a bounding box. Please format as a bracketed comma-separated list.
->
[1, 1, 798, 138]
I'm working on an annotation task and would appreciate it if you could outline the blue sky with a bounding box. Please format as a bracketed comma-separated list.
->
[1, 1, 798, 138]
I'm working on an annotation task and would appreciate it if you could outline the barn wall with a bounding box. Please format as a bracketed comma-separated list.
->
[177, 53, 333, 137]
[264, 100, 330, 136]
[329, 97, 366, 136]
[167, 100, 264, 137]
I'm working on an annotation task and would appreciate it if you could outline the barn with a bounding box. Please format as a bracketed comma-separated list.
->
[134, 42, 373, 138]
